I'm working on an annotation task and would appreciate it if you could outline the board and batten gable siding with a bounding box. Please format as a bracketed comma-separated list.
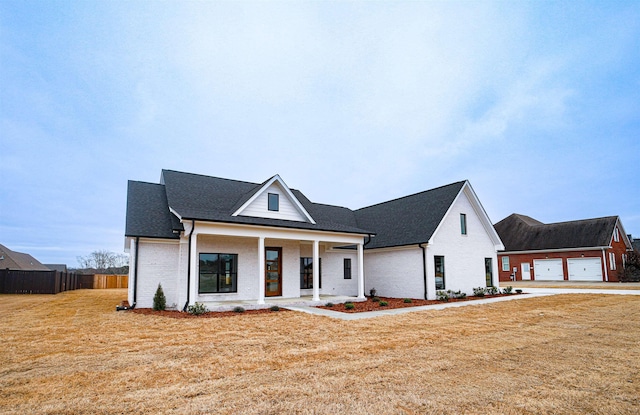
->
[129, 239, 181, 309]
[427, 188, 499, 296]
[239, 182, 308, 222]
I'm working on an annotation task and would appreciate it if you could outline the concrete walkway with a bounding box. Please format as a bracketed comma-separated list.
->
[285, 286, 640, 320]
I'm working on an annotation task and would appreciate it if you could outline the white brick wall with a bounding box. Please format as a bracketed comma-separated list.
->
[132, 240, 181, 309]
[364, 189, 499, 300]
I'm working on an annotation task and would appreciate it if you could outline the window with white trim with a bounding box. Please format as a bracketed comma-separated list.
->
[609, 252, 616, 270]
[501, 256, 510, 272]
[268, 193, 279, 211]
[460, 213, 467, 235]
[613, 227, 619, 242]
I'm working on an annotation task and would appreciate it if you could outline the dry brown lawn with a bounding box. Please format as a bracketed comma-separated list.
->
[1, 289, 639, 414]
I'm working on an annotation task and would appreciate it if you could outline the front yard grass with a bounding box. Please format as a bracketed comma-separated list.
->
[1, 289, 639, 414]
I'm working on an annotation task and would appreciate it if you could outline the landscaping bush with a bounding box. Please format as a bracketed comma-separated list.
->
[515, 289, 523, 294]
[403, 298, 412, 303]
[233, 306, 245, 313]
[187, 302, 208, 315]
[325, 302, 334, 307]
[502, 286, 513, 294]
[344, 302, 355, 310]
[153, 283, 166, 311]
[270, 305, 280, 312]
[379, 301, 388, 306]
[487, 286, 498, 295]
[447, 289, 466, 299]
[621, 250, 640, 282]
[371, 296, 380, 302]
[473, 287, 486, 297]
[436, 290, 449, 302]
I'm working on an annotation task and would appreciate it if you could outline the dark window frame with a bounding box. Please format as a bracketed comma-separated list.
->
[268, 193, 279, 211]
[198, 253, 238, 294]
[300, 257, 321, 289]
[344, 258, 352, 279]
[485, 257, 493, 287]
[435, 255, 445, 290]
[460, 213, 467, 235]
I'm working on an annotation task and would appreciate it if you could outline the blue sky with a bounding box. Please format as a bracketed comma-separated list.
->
[1, 1, 639, 267]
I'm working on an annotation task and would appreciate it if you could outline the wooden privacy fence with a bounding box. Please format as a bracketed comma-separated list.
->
[0, 269, 78, 294]
[92, 274, 128, 289]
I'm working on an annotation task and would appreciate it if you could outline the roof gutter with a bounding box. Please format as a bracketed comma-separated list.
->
[183, 220, 196, 312]
[419, 243, 428, 300]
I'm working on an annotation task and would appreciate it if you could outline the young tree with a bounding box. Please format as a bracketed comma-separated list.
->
[153, 284, 166, 311]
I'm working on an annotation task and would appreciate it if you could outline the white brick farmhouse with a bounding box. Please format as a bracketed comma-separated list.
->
[125, 170, 503, 310]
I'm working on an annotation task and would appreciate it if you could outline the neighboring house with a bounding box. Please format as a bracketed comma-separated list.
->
[0, 244, 50, 271]
[494, 214, 633, 282]
[125, 170, 504, 310]
[45, 264, 68, 273]
[631, 236, 640, 253]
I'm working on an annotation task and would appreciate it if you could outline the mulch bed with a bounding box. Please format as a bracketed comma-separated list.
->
[128, 293, 521, 318]
[319, 294, 518, 313]
[130, 307, 289, 319]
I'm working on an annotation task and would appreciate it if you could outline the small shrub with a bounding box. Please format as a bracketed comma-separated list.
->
[187, 302, 208, 315]
[487, 286, 498, 295]
[344, 302, 355, 310]
[379, 301, 388, 306]
[473, 287, 486, 297]
[325, 302, 334, 307]
[515, 289, 523, 294]
[502, 286, 513, 294]
[233, 306, 245, 313]
[436, 290, 450, 302]
[403, 298, 412, 303]
[372, 296, 380, 302]
[447, 290, 466, 299]
[153, 283, 166, 311]
[369, 288, 377, 297]
[270, 305, 280, 312]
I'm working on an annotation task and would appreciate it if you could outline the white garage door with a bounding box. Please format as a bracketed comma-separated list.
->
[567, 258, 602, 281]
[533, 259, 564, 281]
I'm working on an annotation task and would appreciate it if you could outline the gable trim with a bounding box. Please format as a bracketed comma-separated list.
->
[231, 175, 316, 224]
[428, 181, 504, 250]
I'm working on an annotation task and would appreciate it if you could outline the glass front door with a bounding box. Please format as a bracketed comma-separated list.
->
[265, 247, 282, 297]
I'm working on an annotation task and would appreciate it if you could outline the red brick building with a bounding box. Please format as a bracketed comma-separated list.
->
[494, 214, 632, 282]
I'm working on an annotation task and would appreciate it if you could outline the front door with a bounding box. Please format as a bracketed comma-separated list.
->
[265, 247, 282, 297]
[521, 263, 531, 280]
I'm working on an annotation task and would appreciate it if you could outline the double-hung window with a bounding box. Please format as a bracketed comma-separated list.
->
[199, 253, 238, 293]
[300, 257, 321, 289]
[502, 256, 510, 272]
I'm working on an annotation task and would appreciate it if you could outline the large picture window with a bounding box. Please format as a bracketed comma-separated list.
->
[300, 257, 321, 289]
[199, 253, 238, 293]
[435, 256, 445, 290]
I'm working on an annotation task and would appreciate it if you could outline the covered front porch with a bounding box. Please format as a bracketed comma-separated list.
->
[185, 221, 367, 308]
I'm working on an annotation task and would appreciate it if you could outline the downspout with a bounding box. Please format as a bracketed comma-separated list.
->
[419, 243, 428, 300]
[602, 248, 609, 282]
[183, 220, 196, 311]
[131, 237, 139, 309]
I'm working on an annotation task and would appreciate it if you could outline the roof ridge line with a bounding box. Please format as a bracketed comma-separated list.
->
[355, 180, 466, 211]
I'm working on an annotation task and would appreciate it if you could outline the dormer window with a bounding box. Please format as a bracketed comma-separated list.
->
[268, 193, 279, 211]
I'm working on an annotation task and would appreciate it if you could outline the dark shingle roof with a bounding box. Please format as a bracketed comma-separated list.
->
[125, 181, 180, 239]
[125, 170, 469, 247]
[0, 244, 51, 271]
[494, 213, 618, 252]
[354, 181, 466, 249]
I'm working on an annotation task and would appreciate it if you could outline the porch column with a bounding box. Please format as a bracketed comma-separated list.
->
[312, 240, 320, 301]
[357, 242, 365, 299]
[258, 236, 265, 304]
[189, 231, 198, 307]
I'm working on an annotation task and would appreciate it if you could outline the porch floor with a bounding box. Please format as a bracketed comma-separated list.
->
[201, 295, 366, 312]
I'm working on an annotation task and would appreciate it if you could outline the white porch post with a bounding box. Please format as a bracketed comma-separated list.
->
[357, 242, 365, 299]
[312, 240, 320, 301]
[258, 236, 265, 304]
[189, 231, 198, 307]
